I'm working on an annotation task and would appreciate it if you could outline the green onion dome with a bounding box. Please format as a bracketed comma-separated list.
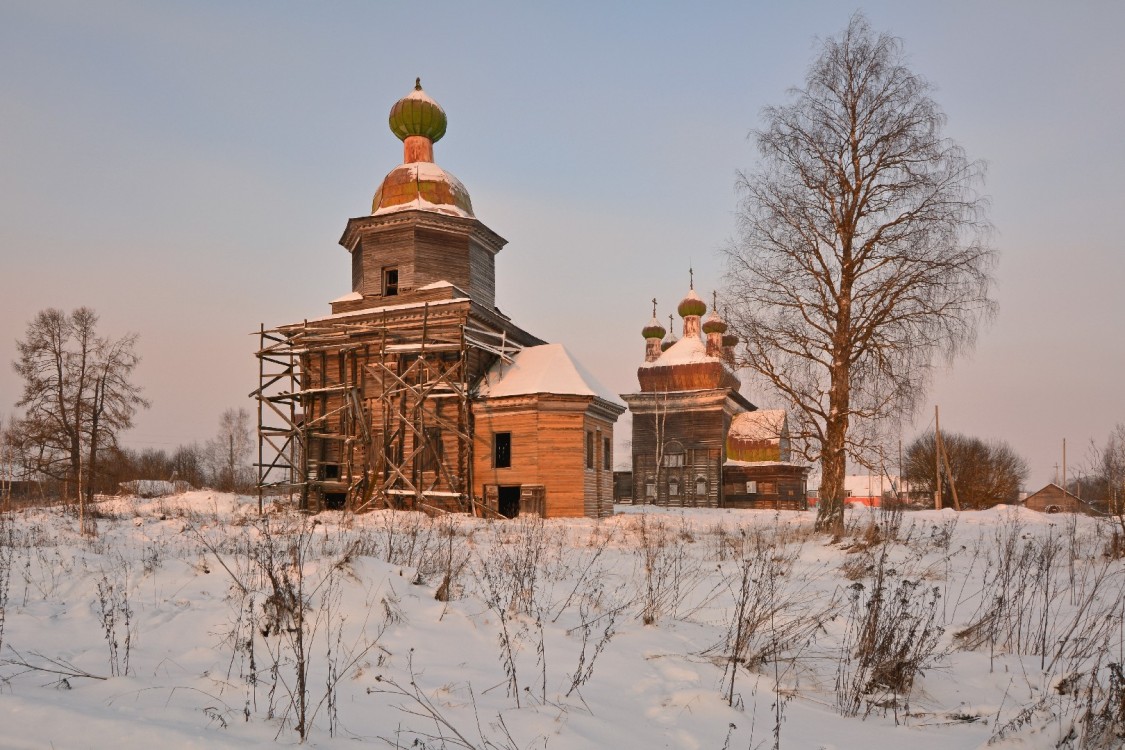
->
[677, 288, 707, 318]
[642, 317, 667, 340]
[389, 79, 447, 143]
[702, 309, 728, 335]
[722, 333, 739, 348]
[661, 332, 677, 352]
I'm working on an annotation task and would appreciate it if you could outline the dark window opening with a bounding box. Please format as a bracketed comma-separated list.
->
[603, 437, 612, 470]
[322, 463, 340, 480]
[494, 432, 511, 468]
[498, 485, 520, 518]
[383, 268, 399, 296]
[586, 431, 594, 469]
[324, 492, 346, 510]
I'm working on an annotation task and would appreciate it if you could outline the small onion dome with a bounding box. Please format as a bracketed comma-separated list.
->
[722, 333, 739, 348]
[642, 317, 667, 340]
[677, 288, 707, 318]
[702, 309, 728, 335]
[388, 79, 447, 143]
[661, 332, 677, 352]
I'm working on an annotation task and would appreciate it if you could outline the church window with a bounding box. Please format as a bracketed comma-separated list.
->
[668, 477, 680, 497]
[695, 476, 707, 496]
[494, 432, 511, 468]
[603, 437, 612, 470]
[645, 477, 656, 498]
[662, 453, 684, 468]
[586, 431, 594, 469]
[383, 268, 399, 296]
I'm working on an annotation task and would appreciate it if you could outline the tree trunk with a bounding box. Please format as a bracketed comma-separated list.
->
[816, 418, 848, 535]
[816, 351, 851, 536]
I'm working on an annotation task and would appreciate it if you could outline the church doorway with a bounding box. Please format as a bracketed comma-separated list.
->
[498, 486, 521, 518]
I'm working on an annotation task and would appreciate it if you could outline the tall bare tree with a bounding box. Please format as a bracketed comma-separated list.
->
[205, 407, 253, 492]
[723, 14, 996, 533]
[12, 308, 148, 529]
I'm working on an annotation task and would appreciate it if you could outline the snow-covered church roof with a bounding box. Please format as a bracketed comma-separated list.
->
[478, 343, 625, 408]
[728, 409, 788, 443]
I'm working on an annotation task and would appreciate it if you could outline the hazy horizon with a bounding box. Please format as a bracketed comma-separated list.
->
[3, 0, 1122, 489]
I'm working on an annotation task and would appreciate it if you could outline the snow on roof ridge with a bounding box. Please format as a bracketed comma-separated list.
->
[640, 333, 716, 368]
[480, 343, 625, 407]
[302, 296, 466, 324]
[729, 409, 787, 441]
[372, 196, 473, 219]
[405, 87, 440, 106]
[331, 291, 363, 303]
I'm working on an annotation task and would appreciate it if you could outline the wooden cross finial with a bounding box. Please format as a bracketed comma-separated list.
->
[689, 267, 694, 290]
[668, 313, 674, 330]
[651, 297, 658, 317]
[712, 290, 718, 310]
[415, 77, 422, 90]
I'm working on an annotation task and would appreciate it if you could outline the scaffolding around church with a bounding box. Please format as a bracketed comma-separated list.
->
[252, 306, 523, 515]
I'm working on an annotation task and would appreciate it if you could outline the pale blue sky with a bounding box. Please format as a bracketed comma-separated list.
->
[2, 1, 1122, 486]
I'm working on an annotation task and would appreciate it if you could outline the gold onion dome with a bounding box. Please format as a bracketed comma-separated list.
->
[678, 288, 707, 318]
[702, 309, 727, 335]
[661, 314, 677, 350]
[388, 78, 447, 142]
[642, 317, 666, 340]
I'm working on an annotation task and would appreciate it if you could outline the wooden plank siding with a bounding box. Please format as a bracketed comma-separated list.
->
[722, 464, 809, 511]
[623, 389, 743, 508]
[473, 395, 616, 518]
[340, 210, 505, 311]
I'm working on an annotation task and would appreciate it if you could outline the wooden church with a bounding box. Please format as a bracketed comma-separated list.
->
[253, 81, 624, 518]
[621, 288, 809, 509]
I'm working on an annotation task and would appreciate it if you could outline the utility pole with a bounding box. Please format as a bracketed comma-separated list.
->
[934, 406, 961, 511]
[935, 405, 942, 510]
[1062, 438, 1067, 494]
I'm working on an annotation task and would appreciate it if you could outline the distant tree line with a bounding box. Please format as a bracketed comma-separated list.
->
[3, 307, 254, 508]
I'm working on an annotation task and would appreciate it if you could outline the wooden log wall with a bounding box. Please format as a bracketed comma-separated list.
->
[473, 396, 616, 519]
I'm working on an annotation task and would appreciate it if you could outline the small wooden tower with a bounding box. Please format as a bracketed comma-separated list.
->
[622, 283, 754, 506]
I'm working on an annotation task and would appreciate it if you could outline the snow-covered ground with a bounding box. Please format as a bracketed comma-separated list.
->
[1, 494, 1123, 749]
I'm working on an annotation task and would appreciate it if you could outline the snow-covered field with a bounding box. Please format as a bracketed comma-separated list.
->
[1, 494, 1123, 749]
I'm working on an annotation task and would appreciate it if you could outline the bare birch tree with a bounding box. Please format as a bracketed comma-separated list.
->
[205, 407, 253, 492]
[12, 308, 148, 529]
[723, 14, 996, 533]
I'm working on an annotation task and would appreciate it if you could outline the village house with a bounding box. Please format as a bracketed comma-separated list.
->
[1020, 483, 1099, 515]
[253, 80, 623, 518]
